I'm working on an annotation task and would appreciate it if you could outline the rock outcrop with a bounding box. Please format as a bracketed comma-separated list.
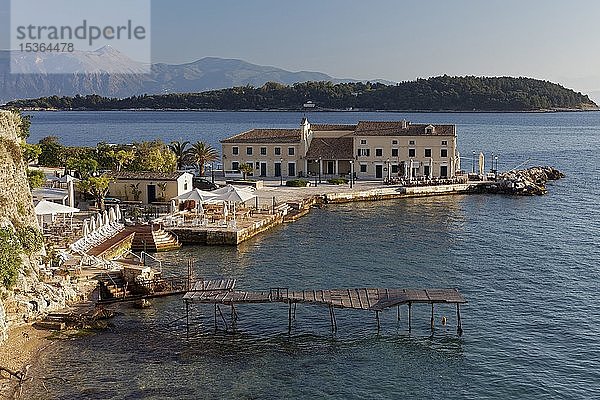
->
[0, 110, 76, 344]
[481, 166, 564, 195]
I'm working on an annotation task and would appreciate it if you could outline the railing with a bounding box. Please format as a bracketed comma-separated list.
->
[140, 251, 163, 272]
[269, 287, 289, 301]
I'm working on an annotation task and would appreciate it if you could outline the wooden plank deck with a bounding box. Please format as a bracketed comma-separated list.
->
[184, 282, 466, 311]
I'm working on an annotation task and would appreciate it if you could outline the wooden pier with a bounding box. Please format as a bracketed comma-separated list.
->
[183, 279, 466, 335]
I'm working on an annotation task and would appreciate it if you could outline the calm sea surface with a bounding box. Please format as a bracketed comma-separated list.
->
[24, 111, 600, 399]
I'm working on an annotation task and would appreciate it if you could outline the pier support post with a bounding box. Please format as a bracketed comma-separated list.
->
[408, 302, 412, 333]
[292, 302, 297, 320]
[456, 304, 463, 336]
[231, 304, 237, 332]
[430, 303, 434, 332]
[185, 300, 190, 338]
[214, 303, 218, 332]
[288, 302, 292, 334]
[397, 305, 401, 322]
[329, 305, 337, 333]
[375, 311, 380, 332]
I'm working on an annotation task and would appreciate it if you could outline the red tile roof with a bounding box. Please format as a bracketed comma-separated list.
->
[107, 171, 190, 181]
[221, 129, 301, 143]
[354, 121, 455, 136]
[305, 137, 354, 160]
[310, 124, 357, 131]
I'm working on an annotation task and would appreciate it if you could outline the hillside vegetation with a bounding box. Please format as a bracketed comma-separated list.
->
[5, 76, 597, 111]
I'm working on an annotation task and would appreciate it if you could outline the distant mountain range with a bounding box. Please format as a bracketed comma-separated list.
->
[0, 46, 393, 103]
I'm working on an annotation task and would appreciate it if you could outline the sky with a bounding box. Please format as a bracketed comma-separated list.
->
[2, 0, 600, 101]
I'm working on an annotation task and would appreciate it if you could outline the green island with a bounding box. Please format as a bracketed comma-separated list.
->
[4, 76, 597, 112]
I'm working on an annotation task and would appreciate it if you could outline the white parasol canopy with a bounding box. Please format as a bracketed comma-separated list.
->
[172, 188, 220, 202]
[82, 219, 90, 237]
[108, 207, 117, 223]
[115, 204, 122, 221]
[212, 185, 256, 203]
[96, 213, 103, 228]
[34, 200, 79, 215]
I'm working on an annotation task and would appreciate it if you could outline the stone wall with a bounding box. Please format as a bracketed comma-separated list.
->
[0, 110, 75, 343]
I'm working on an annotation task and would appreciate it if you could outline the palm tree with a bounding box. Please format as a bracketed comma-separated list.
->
[189, 141, 219, 176]
[169, 140, 191, 170]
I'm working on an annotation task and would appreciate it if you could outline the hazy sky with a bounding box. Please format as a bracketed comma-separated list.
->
[2, 0, 600, 99]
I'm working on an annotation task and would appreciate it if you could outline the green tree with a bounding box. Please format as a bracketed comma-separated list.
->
[21, 143, 41, 164]
[128, 140, 177, 173]
[114, 149, 135, 172]
[168, 140, 191, 170]
[38, 136, 65, 167]
[27, 169, 46, 189]
[239, 163, 253, 180]
[189, 141, 219, 176]
[0, 227, 23, 289]
[66, 157, 98, 179]
[78, 176, 111, 210]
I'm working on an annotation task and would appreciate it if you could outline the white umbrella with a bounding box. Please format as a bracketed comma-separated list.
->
[90, 216, 97, 232]
[82, 219, 90, 237]
[212, 185, 256, 203]
[103, 210, 110, 226]
[173, 188, 219, 202]
[34, 200, 80, 215]
[96, 213, 103, 228]
[108, 207, 117, 223]
[115, 204, 122, 221]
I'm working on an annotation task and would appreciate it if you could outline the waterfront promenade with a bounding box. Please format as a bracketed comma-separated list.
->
[156, 180, 482, 245]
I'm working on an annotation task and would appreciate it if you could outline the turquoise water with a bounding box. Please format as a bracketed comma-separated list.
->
[24, 111, 600, 399]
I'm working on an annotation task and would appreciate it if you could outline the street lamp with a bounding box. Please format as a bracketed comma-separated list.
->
[279, 157, 283, 186]
[472, 151, 476, 174]
[318, 157, 322, 184]
[386, 158, 390, 183]
[494, 155, 499, 176]
[490, 152, 494, 173]
[211, 162, 215, 183]
[349, 160, 354, 188]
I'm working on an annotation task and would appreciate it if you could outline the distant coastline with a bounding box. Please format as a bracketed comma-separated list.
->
[4, 76, 597, 113]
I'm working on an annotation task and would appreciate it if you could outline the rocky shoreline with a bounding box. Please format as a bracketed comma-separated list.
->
[473, 166, 564, 195]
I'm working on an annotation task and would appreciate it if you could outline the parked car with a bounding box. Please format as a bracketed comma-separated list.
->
[193, 178, 218, 191]
[104, 197, 122, 204]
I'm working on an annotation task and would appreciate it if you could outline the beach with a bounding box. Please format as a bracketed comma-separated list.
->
[0, 324, 54, 398]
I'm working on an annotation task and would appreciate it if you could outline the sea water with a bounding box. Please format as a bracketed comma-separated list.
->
[24, 111, 600, 399]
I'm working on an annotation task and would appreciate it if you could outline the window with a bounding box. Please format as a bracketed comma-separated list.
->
[288, 147, 295, 156]
[260, 147, 267, 156]
[288, 162, 296, 177]
[392, 140, 398, 145]
[409, 140, 415, 145]
[441, 149, 448, 158]
[232, 146, 239, 155]
[391, 164, 399, 173]
[441, 140, 448, 146]
[246, 147, 253, 155]
[426, 127, 433, 134]
[360, 164, 367, 173]
[375, 148, 383, 157]
[409, 148, 416, 157]
[358, 148, 370, 157]
[391, 148, 399, 157]
[274, 147, 281, 156]
[425, 148, 432, 157]
[232, 161, 239, 170]
[274, 162, 281, 177]
[184, 182, 188, 191]
[360, 139, 367, 145]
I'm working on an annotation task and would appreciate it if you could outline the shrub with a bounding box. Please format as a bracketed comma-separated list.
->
[0, 227, 23, 289]
[327, 178, 349, 185]
[27, 168, 46, 189]
[16, 226, 44, 256]
[286, 179, 309, 187]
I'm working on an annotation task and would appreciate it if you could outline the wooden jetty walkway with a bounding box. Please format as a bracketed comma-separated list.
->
[183, 279, 467, 335]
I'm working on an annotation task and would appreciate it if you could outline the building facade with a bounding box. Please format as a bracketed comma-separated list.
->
[221, 119, 460, 180]
[107, 171, 193, 204]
